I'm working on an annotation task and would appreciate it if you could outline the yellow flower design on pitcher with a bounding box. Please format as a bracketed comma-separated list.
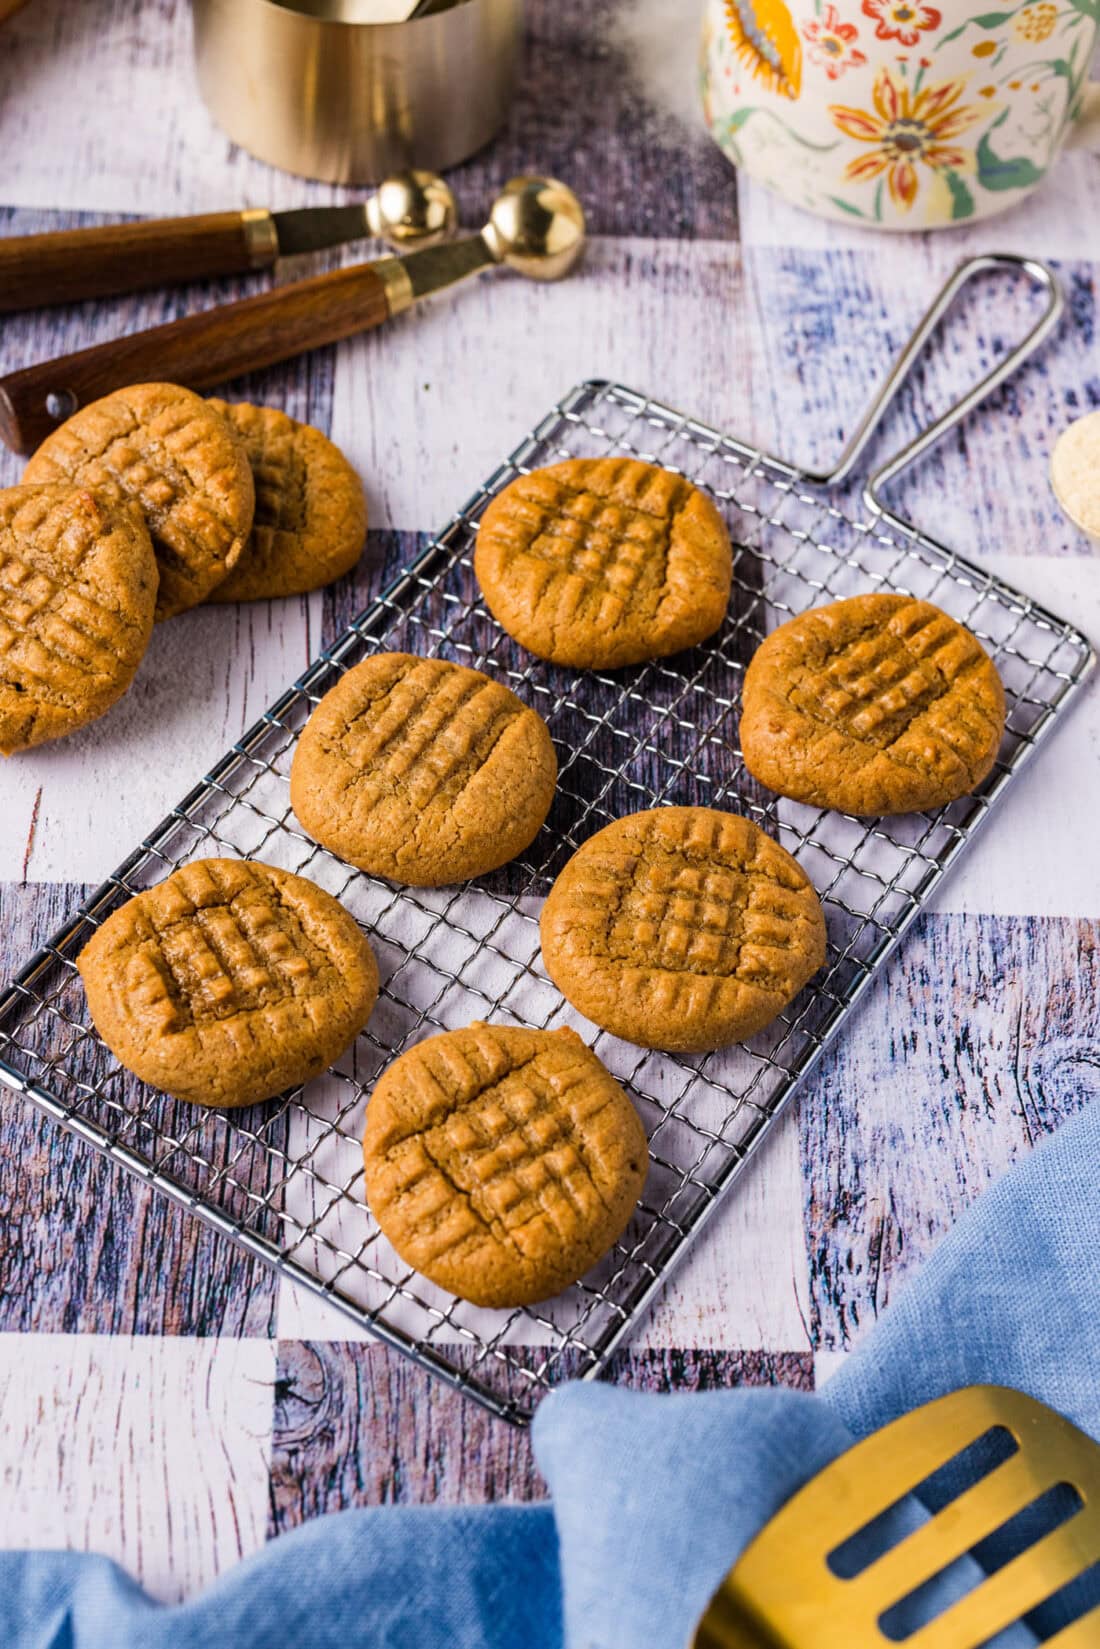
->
[723, 0, 803, 98]
[1014, 2, 1058, 43]
[830, 66, 983, 210]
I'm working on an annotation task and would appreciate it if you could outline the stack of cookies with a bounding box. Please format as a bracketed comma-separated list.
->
[75, 447, 1008, 1313]
[1, 382, 367, 756]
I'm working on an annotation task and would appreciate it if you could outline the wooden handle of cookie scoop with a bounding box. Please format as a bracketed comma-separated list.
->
[0, 212, 280, 313]
[0, 260, 398, 454]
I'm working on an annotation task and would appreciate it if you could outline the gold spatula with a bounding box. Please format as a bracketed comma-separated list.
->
[694, 1386, 1100, 1647]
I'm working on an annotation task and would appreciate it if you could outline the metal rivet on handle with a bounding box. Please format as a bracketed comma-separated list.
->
[45, 389, 78, 423]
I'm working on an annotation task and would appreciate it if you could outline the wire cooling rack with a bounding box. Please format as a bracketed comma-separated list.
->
[0, 355, 1094, 1422]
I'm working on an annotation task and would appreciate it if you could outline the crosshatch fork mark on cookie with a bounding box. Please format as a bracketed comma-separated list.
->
[540, 807, 828, 1052]
[474, 455, 733, 671]
[741, 593, 1008, 815]
[567, 822, 817, 983]
[28, 400, 241, 570]
[24, 383, 255, 619]
[0, 493, 146, 679]
[786, 600, 1002, 755]
[362, 1023, 648, 1309]
[513, 467, 687, 603]
[601, 841, 812, 980]
[290, 653, 557, 887]
[328, 661, 525, 814]
[384, 1054, 611, 1250]
[0, 483, 157, 755]
[113, 861, 352, 1031]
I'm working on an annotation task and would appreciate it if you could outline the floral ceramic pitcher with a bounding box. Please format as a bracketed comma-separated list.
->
[701, 0, 1100, 227]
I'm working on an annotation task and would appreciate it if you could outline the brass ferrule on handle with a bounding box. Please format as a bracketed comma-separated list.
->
[371, 257, 416, 319]
[239, 207, 280, 268]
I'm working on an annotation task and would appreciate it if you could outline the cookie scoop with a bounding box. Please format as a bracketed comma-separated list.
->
[0, 177, 586, 455]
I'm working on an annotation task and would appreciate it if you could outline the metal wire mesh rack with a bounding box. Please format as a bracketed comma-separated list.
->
[0, 364, 1093, 1423]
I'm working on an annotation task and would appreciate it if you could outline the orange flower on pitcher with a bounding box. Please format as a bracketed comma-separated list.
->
[802, 5, 867, 79]
[723, 0, 803, 98]
[862, 0, 941, 47]
[830, 66, 983, 210]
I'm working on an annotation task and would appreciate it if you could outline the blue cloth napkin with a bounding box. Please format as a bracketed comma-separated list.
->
[6, 1098, 1100, 1649]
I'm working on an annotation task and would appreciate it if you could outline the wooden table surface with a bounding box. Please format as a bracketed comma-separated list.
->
[0, 0, 1098, 1604]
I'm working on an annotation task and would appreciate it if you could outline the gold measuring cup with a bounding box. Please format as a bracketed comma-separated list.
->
[192, 0, 522, 184]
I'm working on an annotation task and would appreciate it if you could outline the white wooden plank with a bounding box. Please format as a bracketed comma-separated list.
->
[813, 1347, 849, 1388]
[640, 1104, 812, 1351]
[0, 600, 311, 886]
[0, 1334, 274, 1601]
[328, 234, 750, 532]
[930, 553, 1100, 918]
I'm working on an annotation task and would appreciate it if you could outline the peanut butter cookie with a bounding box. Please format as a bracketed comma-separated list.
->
[740, 594, 1006, 816]
[25, 382, 254, 621]
[362, 1022, 648, 1308]
[540, 807, 826, 1053]
[205, 400, 366, 602]
[290, 653, 557, 886]
[474, 457, 732, 669]
[0, 483, 157, 755]
[78, 857, 378, 1108]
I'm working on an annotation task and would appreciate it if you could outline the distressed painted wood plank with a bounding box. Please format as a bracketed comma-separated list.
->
[0, 881, 280, 1336]
[930, 554, 1100, 919]
[734, 244, 1099, 569]
[0, 0, 736, 239]
[268, 1341, 814, 1527]
[801, 911, 1100, 1354]
[0, 1333, 275, 1601]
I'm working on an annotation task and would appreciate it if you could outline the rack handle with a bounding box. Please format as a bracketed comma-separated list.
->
[0, 211, 280, 314]
[0, 258, 400, 455]
[812, 253, 1063, 512]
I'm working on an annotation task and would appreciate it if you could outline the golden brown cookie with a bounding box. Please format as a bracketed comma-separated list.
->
[0, 483, 157, 755]
[205, 400, 366, 602]
[474, 457, 732, 669]
[361, 1022, 648, 1308]
[739, 594, 1006, 816]
[540, 807, 826, 1053]
[290, 653, 557, 886]
[24, 382, 254, 621]
[78, 857, 378, 1108]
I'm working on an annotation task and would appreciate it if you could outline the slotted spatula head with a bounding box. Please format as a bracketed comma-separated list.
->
[693, 1386, 1100, 1648]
